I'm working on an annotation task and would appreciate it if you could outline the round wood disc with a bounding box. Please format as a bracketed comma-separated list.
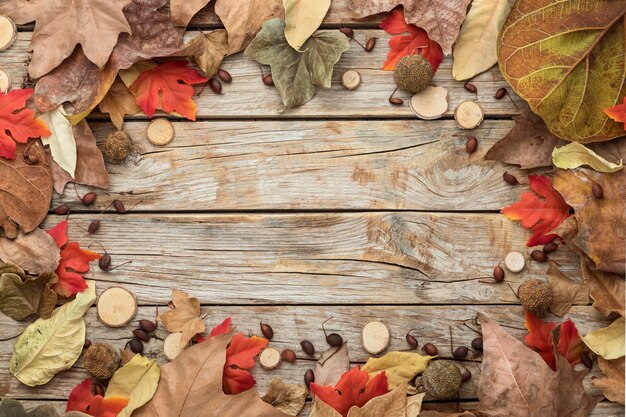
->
[505, 251, 526, 273]
[0, 15, 16, 52]
[409, 86, 448, 120]
[163, 332, 184, 361]
[147, 118, 175, 146]
[341, 70, 361, 90]
[454, 100, 484, 129]
[0, 68, 10, 94]
[361, 321, 390, 354]
[97, 287, 138, 327]
[259, 347, 281, 369]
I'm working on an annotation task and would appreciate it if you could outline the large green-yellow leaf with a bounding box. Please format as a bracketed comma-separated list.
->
[106, 354, 161, 417]
[498, 0, 626, 143]
[10, 280, 95, 386]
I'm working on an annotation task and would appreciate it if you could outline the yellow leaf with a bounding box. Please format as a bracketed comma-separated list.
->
[106, 354, 161, 417]
[583, 317, 625, 360]
[362, 351, 433, 390]
[283, 0, 331, 51]
[552, 142, 623, 173]
[452, 0, 510, 80]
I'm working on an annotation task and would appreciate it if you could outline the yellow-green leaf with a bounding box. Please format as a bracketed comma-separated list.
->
[362, 351, 433, 390]
[582, 317, 625, 360]
[10, 280, 95, 386]
[498, 1, 626, 143]
[106, 354, 161, 417]
[283, 0, 331, 51]
[552, 142, 623, 173]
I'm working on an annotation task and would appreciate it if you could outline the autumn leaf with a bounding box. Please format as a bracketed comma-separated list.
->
[180, 30, 229, 78]
[262, 379, 308, 415]
[362, 351, 432, 390]
[524, 311, 583, 370]
[98, 78, 141, 131]
[47, 220, 101, 297]
[170, 0, 211, 26]
[580, 259, 625, 317]
[552, 142, 623, 173]
[604, 97, 626, 129]
[582, 317, 625, 360]
[0, 227, 60, 275]
[157, 289, 205, 347]
[594, 356, 625, 405]
[105, 354, 161, 417]
[0, 260, 58, 320]
[67, 379, 129, 417]
[39, 106, 77, 178]
[380, 7, 443, 72]
[310, 367, 388, 417]
[315, 343, 350, 387]
[0, 89, 51, 159]
[501, 175, 570, 247]
[129, 61, 208, 120]
[547, 262, 589, 317]
[223, 332, 268, 394]
[0, 398, 64, 417]
[210, 317, 232, 336]
[284, 0, 331, 51]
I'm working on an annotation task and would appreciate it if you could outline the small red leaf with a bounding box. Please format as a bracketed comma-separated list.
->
[223, 333, 268, 394]
[0, 89, 51, 159]
[524, 311, 583, 371]
[556, 319, 583, 366]
[210, 317, 232, 337]
[604, 97, 626, 129]
[66, 379, 128, 417]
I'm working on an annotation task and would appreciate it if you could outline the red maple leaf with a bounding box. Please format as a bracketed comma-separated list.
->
[129, 60, 208, 121]
[556, 318, 583, 366]
[380, 7, 443, 72]
[196, 317, 232, 343]
[524, 311, 583, 371]
[310, 366, 389, 417]
[604, 97, 626, 129]
[66, 379, 129, 417]
[0, 89, 51, 159]
[48, 220, 101, 297]
[501, 175, 571, 246]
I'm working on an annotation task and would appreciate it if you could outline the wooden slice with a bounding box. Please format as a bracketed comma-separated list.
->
[97, 287, 138, 327]
[0, 68, 10, 94]
[409, 86, 448, 120]
[259, 346, 281, 369]
[0, 15, 16, 52]
[341, 70, 361, 90]
[163, 332, 185, 361]
[147, 118, 175, 146]
[454, 100, 484, 129]
[361, 321, 390, 354]
[505, 251, 526, 273]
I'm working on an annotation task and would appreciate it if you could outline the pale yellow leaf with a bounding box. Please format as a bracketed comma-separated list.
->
[583, 317, 625, 360]
[283, 0, 331, 51]
[40, 106, 77, 178]
[406, 392, 425, 417]
[553, 142, 623, 173]
[362, 351, 433, 390]
[106, 354, 161, 417]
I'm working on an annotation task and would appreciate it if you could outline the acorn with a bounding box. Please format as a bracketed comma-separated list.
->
[471, 337, 483, 351]
[304, 369, 315, 388]
[84, 342, 119, 379]
[102, 131, 132, 163]
[300, 340, 315, 356]
[423, 343, 438, 356]
[260, 322, 274, 340]
[518, 279, 553, 316]
[422, 360, 462, 400]
[393, 55, 433, 94]
[406, 332, 418, 349]
[453, 346, 469, 359]
[281, 349, 296, 363]
[493, 265, 505, 283]
[139, 319, 157, 333]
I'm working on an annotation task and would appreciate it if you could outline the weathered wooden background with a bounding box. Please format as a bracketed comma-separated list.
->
[0, 2, 622, 416]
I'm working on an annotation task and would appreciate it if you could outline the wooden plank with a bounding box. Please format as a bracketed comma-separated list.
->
[0, 306, 613, 402]
[34, 213, 581, 305]
[53, 120, 529, 212]
[1, 31, 527, 118]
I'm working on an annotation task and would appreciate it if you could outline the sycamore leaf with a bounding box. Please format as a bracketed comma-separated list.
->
[361, 351, 432, 390]
[0, 260, 57, 321]
[246, 19, 349, 108]
[310, 383, 412, 417]
[380, 8, 443, 72]
[552, 142, 623, 173]
[524, 311, 583, 370]
[262, 379, 308, 416]
[582, 317, 625, 360]
[0, 227, 60, 275]
[98, 78, 141, 131]
[67, 379, 129, 417]
[594, 356, 625, 405]
[39, 106, 77, 178]
[10, 280, 95, 386]
[547, 262, 589, 317]
[223, 332, 268, 394]
[581, 259, 625, 317]
[180, 30, 229, 78]
[0, 89, 51, 160]
[452, 0, 509, 80]
[157, 289, 205, 347]
[0, 398, 63, 417]
[106, 354, 161, 417]
[283, 0, 331, 51]
[315, 343, 350, 387]
[605, 97, 626, 129]
[501, 175, 570, 247]
[129, 61, 208, 120]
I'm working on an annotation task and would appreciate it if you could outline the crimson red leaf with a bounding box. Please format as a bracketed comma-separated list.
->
[0, 89, 51, 159]
[525, 311, 583, 371]
[556, 319, 583, 366]
[67, 379, 128, 417]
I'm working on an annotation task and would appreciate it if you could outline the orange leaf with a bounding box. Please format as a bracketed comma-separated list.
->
[380, 7, 443, 72]
[129, 60, 208, 120]
[223, 332, 268, 394]
[501, 175, 570, 246]
[48, 220, 101, 297]
[67, 379, 129, 417]
[0, 89, 50, 159]
[524, 311, 583, 371]
[310, 366, 389, 417]
[604, 97, 626, 129]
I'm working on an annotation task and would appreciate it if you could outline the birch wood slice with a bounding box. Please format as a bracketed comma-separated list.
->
[361, 321, 390, 354]
[97, 287, 138, 327]
[409, 86, 448, 120]
[0, 15, 16, 52]
[505, 251, 526, 273]
[0, 68, 10, 94]
[147, 118, 175, 146]
[259, 347, 281, 369]
[163, 332, 185, 361]
[454, 100, 484, 129]
[341, 70, 361, 90]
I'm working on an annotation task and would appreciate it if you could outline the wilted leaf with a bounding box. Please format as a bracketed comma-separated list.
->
[582, 317, 625, 360]
[581, 259, 625, 317]
[452, 0, 509, 80]
[180, 30, 229, 78]
[67, 379, 129, 417]
[552, 142, 623, 173]
[39, 106, 77, 178]
[547, 262, 589, 317]
[593, 356, 625, 405]
[0, 260, 57, 321]
[315, 343, 350, 387]
[284, 0, 331, 51]
[362, 351, 433, 390]
[10, 280, 96, 386]
[262, 379, 308, 415]
[0, 228, 60, 275]
[0, 398, 62, 417]
[245, 19, 350, 108]
[106, 354, 161, 417]
[157, 289, 205, 347]
[605, 97, 626, 129]
[497, 1, 626, 142]
[98, 78, 141, 131]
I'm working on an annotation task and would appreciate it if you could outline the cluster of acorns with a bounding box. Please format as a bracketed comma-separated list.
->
[127, 319, 158, 354]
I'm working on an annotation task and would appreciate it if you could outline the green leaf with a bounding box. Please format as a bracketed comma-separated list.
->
[498, 1, 626, 143]
[10, 280, 96, 387]
[552, 142, 623, 173]
[106, 354, 161, 417]
[245, 18, 350, 108]
[0, 260, 58, 321]
[0, 398, 61, 417]
[582, 317, 625, 360]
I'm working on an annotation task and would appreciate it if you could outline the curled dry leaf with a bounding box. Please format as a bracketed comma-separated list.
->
[0, 260, 57, 321]
[157, 289, 205, 347]
[315, 343, 350, 387]
[0, 227, 60, 275]
[39, 106, 77, 178]
[262, 379, 308, 416]
[552, 142, 623, 173]
[582, 317, 625, 360]
[361, 351, 432, 390]
[283, 0, 331, 51]
[547, 262, 589, 317]
[105, 354, 161, 417]
[179, 30, 229, 78]
[593, 356, 625, 405]
[98, 78, 142, 131]
[580, 259, 625, 318]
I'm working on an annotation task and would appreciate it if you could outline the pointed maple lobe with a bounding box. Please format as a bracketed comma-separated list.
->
[501, 175, 570, 246]
[129, 60, 208, 120]
[380, 7, 443, 72]
[223, 333, 268, 394]
[556, 319, 583, 366]
[197, 317, 232, 343]
[0, 89, 51, 159]
[67, 378, 129, 417]
[524, 311, 583, 371]
[310, 366, 389, 417]
[604, 97, 626, 129]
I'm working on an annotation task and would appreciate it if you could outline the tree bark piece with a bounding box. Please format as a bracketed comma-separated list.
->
[0, 15, 16, 52]
[341, 70, 361, 90]
[410, 86, 448, 120]
[259, 346, 282, 369]
[0, 68, 10, 93]
[361, 321, 390, 354]
[147, 118, 175, 146]
[454, 100, 484, 129]
[97, 286, 138, 327]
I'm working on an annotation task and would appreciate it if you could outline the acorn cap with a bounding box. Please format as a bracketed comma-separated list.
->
[102, 131, 132, 163]
[422, 360, 462, 400]
[394, 55, 433, 94]
[84, 342, 119, 379]
[518, 279, 553, 315]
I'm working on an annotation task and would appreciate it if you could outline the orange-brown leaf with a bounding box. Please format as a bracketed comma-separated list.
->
[223, 332, 268, 394]
[67, 378, 129, 417]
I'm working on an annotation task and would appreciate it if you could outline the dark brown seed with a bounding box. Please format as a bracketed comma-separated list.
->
[217, 69, 232, 83]
[581, 351, 593, 368]
[339, 27, 354, 38]
[24, 153, 39, 164]
[592, 182, 604, 199]
[453, 346, 469, 359]
[304, 369, 315, 388]
[365, 37, 377, 52]
[493, 265, 505, 283]
[83, 339, 92, 350]
[471, 337, 483, 351]
[260, 322, 274, 340]
[326, 333, 343, 347]
[129, 338, 144, 354]
[81, 192, 97, 206]
[422, 343, 438, 356]
[209, 78, 222, 94]
[459, 365, 472, 382]
[133, 329, 150, 342]
[139, 319, 158, 332]
[530, 250, 547, 262]
[99, 253, 112, 271]
[93, 383, 105, 396]
[465, 136, 478, 154]
[543, 242, 558, 254]
[464, 82, 477, 94]
[88, 220, 101, 234]
[389, 97, 404, 106]
[113, 199, 126, 213]
[281, 349, 297, 363]
[54, 204, 70, 215]
[262, 74, 274, 86]
[406, 332, 418, 349]
[503, 171, 519, 185]
[494, 87, 507, 99]
[300, 340, 315, 356]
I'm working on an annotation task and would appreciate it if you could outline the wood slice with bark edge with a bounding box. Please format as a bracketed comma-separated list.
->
[409, 86, 448, 120]
[454, 100, 484, 129]
[259, 346, 282, 369]
[96, 286, 138, 327]
[146, 118, 175, 146]
[163, 332, 185, 361]
[0, 68, 10, 93]
[341, 70, 361, 90]
[361, 321, 390, 354]
[505, 251, 525, 273]
[0, 15, 16, 52]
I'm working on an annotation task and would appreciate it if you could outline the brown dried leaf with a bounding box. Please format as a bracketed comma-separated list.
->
[581, 259, 625, 318]
[593, 357, 625, 405]
[170, 0, 211, 27]
[0, 140, 52, 239]
[419, 412, 476, 417]
[157, 289, 205, 347]
[98, 78, 141, 130]
[262, 379, 308, 416]
[310, 383, 409, 417]
[0, 228, 60, 275]
[180, 30, 229, 78]
[547, 262, 589, 317]
[315, 343, 350, 387]
[0, 260, 58, 321]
